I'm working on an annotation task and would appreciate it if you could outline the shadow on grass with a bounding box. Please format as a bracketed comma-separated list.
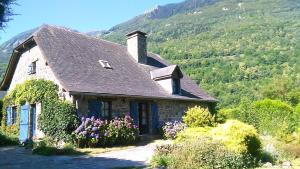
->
[32, 145, 87, 156]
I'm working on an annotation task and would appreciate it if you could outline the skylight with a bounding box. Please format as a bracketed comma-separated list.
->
[99, 60, 112, 69]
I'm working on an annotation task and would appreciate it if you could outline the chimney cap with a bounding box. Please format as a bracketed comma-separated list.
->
[126, 30, 147, 37]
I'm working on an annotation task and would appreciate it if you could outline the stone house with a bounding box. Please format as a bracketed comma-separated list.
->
[0, 25, 217, 141]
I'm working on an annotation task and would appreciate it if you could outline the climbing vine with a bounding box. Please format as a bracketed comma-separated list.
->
[1, 79, 79, 141]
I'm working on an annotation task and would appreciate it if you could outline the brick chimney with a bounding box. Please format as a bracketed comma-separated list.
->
[126, 30, 147, 64]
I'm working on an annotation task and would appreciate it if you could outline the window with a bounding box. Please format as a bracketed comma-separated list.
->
[100, 101, 112, 120]
[28, 61, 36, 74]
[172, 78, 181, 94]
[11, 106, 17, 124]
[99, 60, 112, 69]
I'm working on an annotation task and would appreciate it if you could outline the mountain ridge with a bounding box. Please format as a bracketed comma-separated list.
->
[0, 0, 299, 108]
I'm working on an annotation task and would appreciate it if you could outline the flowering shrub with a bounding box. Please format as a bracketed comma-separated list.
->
[162, 121, 186, 139]
[74, 115, 139, 147]
[107, 115, 139, 145]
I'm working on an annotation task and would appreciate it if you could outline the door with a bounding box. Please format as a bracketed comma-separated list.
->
[29, 104, 36, 139]
[19, 105, 30, 143]
[138, 103, 149, 134]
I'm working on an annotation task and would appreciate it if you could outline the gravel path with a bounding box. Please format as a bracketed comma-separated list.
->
[0, 143, 156, 169]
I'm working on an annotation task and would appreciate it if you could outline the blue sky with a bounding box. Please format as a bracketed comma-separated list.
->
[0, 0, 183, 43]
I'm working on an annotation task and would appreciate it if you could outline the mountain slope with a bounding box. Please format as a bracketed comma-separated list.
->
[0, 0, 299, 108]
[102, 0, 300, 107]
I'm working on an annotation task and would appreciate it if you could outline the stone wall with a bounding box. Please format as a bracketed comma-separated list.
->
[157, 100, 208, 122]
[75, 96, 130, 118]
[75, 95, 208, 133]
[8, 45, 73, 102]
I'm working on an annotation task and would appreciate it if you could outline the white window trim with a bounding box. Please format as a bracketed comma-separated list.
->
[99, 60, 112, 69]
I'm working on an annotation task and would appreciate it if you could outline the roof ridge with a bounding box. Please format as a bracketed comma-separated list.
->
[35, 24, 126, 48]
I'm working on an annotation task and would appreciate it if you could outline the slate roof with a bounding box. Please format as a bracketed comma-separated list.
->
[150, 65, 183, 80]
[1, 25, 217, 102]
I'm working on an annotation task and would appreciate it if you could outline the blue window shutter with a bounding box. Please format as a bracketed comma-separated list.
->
[151, 102, 159, 133]
[6, 107, 11, 126]
[88, 100, 101, 118]
[130, 101, 138, 126]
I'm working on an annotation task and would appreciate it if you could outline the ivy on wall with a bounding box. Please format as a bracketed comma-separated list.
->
[1, 79, 79, 142]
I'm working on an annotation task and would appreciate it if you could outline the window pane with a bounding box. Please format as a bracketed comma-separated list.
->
[12, 107, 17, 124]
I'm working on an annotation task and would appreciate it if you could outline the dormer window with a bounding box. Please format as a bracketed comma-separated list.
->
[150, 65, 183, 95]
[28, 61, 36, 75]
[172, 78, 181, 94]
[99, 60, 112, 69]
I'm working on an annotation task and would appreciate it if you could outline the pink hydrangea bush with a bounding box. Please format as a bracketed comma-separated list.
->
[74, 115, 139, 147]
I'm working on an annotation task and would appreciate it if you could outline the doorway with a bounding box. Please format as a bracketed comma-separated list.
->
[138, 102, 149, 134]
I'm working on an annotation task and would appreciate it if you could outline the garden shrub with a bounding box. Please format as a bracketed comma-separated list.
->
[74, 115, 139, 147]
[39, 99, 79, 142]
[0, 99, 2, 123]
[32, 141, 82, 156]
[211, 120, 261, 156]
[176, 127, 211, 142]
[162, 121, 186, 139]
[183, 106, 214, 127]
[151, 137, 258, 169]
[252, 99, 295, 139]
[107, 115, 139, 145]
[0, 132, 18, 147]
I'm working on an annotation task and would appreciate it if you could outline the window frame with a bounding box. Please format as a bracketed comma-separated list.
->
[28, 61, 37, 75]
[11, 106, 17, 124]
[99, 60, 112, 69]
[100, 101, 112, 120]
[172, 78, 181, 94]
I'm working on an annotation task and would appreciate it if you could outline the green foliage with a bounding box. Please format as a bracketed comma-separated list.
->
[32, 141, 83, 156]
[102, 0, 300, 108]
[151, 154, 174, 168]
[183, 106, 214, 127]
[75, 115, 139, 147]
[211, 120, 261, 156]
[252, 99, 295, 138]
[39, 100, 79, 142]
[151, 137, 258, 169]
[221, 99, 298, 140]
[176, 127, 211, 142]
[261, 76, 300, 106]
[0, 131, 18, 147]
[0, 100, 2, 122]
[0, 0, 15, 29]
[1, 79, 79, 142]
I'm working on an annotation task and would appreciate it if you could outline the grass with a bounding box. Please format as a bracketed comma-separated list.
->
[77, 145, 136, 155]
[32, 144, 86, 156]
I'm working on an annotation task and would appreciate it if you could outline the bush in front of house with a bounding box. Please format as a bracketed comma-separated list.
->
[0, 132, 18, 147]
[39, 99, 79, 143]
[32, 140, 83, 156]
[74, 115, 139, 147]
[151, 137, 258, 169]
[211, 120, 262, 157]
[162, 121, 186, 139]
[183, 106, 215, 127]
[107, 115, 139, 145]
[175, 126, 212, 142]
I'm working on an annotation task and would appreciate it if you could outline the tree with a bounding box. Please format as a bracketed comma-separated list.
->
[0, 0, 15, 29]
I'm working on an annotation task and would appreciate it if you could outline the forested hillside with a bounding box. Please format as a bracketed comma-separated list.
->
[0, 0, 299, 108]
[103, 0, 300, 108]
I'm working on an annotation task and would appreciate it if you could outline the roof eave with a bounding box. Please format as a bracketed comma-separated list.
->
[0, 36, 36, 91]
[68, 91, 217, 103]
